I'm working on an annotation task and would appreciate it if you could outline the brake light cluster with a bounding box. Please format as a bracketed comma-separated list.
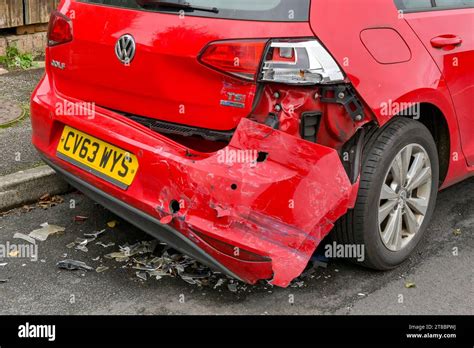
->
[199, 40, 267, 81]
[262, 40, 345, 84]
[199, 38, 345, 85]
[48, 11, 73, 47]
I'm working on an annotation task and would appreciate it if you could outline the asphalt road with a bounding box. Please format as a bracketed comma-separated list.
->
[0, 177, 472, 315]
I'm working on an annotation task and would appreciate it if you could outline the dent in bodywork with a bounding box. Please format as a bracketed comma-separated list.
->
[151, 118, 357, 287]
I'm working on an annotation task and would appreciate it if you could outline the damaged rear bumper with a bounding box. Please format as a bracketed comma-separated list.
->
[31, 80, 358, 287]
[40, 155, 245, 282]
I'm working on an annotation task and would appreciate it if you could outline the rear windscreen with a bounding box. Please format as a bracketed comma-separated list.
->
[79, 0, 311, 21]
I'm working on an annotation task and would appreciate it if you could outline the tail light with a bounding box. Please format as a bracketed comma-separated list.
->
[261, 40, 345, 85]
[47, 11, 73, 47]
[199, 40, 267, 81]
[199, 38, 345, 85]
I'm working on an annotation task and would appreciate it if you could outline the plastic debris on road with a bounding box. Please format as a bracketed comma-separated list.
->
[29, 223, 65, 242]
[84, 229, 106, 239]
[74, 215, 89, 222]
[52, 214, 332, 292]
[99, 238, 332, 292]
[57, 259, 94, 271]
[69, 229, 107, 253]
[96, 266, 109, 273]
[107, 220, 118, 228]
[227, 283, 238, 293]
[13, 233, 36, 244]
[105, 241, 236, 289]
[96, 242, 115, 248]
[74, 238, 93, 253]
[105, 241, 158, 262]
[136, 271, 148, 281]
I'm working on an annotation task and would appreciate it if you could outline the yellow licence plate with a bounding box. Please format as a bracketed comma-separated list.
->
[57, 126, 139, 189]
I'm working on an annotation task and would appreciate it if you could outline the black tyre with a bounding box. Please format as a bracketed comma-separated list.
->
[335, 117, 439, 270]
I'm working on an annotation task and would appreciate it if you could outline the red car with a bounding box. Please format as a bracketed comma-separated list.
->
[31, 0, 474, 287]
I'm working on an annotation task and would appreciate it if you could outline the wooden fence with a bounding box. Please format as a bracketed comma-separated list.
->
[0, 0, 60, 29]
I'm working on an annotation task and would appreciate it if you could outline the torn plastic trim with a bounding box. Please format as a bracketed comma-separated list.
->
[119, 112, 235, 142]
[155, 118, 356, 287]
[341, 127, 366, 184]
[40, 116, 357, 287]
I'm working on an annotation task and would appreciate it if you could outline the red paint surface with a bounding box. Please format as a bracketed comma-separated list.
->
[402, 9, 474, 166]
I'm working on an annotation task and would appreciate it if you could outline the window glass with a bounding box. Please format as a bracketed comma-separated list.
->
[79, 0, 311, 21]
[436, 0, 473, 7]
[395, 0, 474, 11]
[397, 0, 433, 10]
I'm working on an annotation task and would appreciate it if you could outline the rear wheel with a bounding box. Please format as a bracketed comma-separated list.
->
[335, 118, 439, 270]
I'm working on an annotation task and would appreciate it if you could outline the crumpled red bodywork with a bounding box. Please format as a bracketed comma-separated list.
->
[31, 0, 370, 287]
[160, 118, 356, 286]
[32, 74, 358, 286]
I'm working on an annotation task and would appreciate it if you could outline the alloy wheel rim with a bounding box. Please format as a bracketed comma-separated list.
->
[378, 144, 432, 252]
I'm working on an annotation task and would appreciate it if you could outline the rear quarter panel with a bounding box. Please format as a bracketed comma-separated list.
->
[310, 0, 470, 187]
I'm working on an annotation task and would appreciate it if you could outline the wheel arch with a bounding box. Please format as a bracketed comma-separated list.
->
[367, 88, 463, 188]
[398, 103, 451, 186]
[344, 102, 452, 188]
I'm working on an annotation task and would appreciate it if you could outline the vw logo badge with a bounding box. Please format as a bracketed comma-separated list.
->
[115, 34, 136, 65]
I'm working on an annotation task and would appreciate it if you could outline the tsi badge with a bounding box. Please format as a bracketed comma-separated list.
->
[220, 92, 246, 109]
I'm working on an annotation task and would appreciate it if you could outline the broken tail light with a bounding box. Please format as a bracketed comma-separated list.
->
[198, 40, 267, 81]
[261, 40, 345, 85]
[48, 11, 73, 47]
[199, 38, 345, 85]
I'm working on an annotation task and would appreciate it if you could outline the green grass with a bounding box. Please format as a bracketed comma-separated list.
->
[0, 46, 35, 70]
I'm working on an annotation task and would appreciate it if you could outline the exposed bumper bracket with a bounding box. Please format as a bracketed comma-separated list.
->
[320, 84, 365, 122]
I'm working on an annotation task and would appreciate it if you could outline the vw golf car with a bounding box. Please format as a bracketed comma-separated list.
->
[31, 0, 474, 287]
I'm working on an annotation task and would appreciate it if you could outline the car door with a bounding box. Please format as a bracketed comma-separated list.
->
[395, 0, 474, 165]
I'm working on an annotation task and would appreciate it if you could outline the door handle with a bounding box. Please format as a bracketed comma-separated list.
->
[431, 35, 463, 49]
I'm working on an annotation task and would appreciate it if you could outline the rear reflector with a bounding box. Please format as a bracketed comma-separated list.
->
[193, 230, 271, 263]
[199, 40, 267, 81]
[48, 11, 73, 47]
